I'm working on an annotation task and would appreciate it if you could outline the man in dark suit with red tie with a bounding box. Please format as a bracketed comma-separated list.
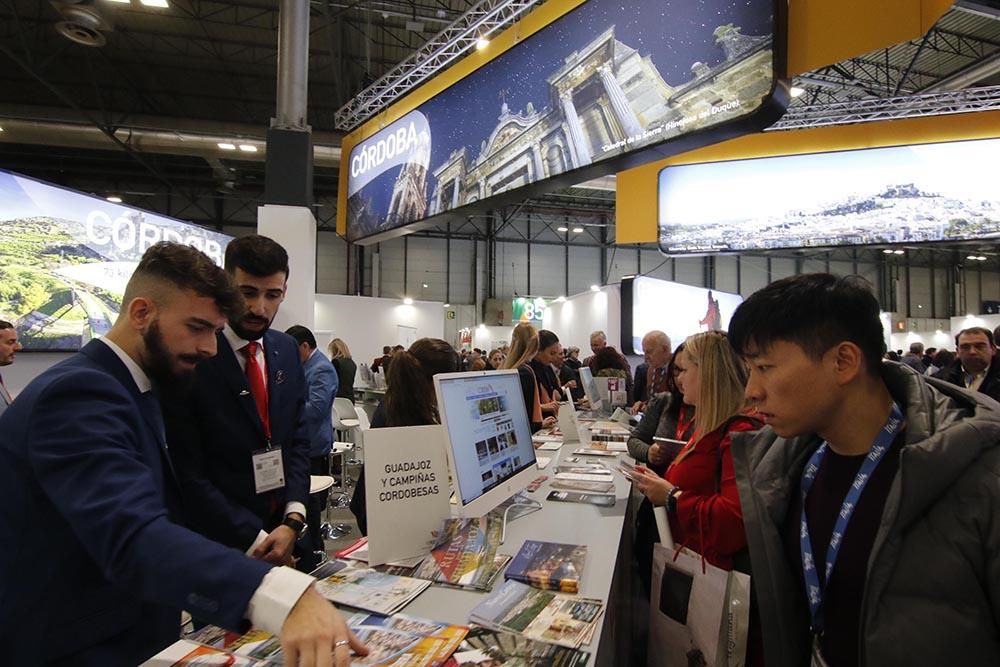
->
[0, 243, 365, 665]
[165, 234, 313, 568]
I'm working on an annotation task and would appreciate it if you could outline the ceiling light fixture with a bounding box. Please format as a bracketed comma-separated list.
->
[403, 297, 413, 305]
[422, 283, 428, 288]
[790, 86, 805, 98]
[443, 303, 450, 308]
[883, 249, 894, 254]
[140, 0, 170, 8]
[218, 142, 236, 151]
[893, 249, 905, 255]
[556, 296, 566, 302]
[590, 285, 600, 292]
[572, 227, 584, 233]
[238, 144, 257, 153]
[476, 36, 489, 50]
[557, 226, 569, 232]
[106, 195, 122, 203]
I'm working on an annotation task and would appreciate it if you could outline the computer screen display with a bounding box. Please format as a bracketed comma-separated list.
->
[579, 366, 601, 408]
[435, 370, 537, 506]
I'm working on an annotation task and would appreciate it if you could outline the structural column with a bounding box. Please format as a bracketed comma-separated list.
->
[559, 90, 593, 167]
[598, 63, 643, 138]
[261, 0, 316, 329]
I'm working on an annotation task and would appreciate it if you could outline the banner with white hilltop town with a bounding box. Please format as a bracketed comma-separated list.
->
[656, 137, 1000, 254]
[0, 169, 232, 351]
[346, 0, 781, 242]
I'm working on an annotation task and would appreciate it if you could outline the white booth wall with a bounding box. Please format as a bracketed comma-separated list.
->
[313, 294, 445, 371]
[543, 286, 622, 357]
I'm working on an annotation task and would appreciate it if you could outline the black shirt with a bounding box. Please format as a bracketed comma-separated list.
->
[783, 435, 903, 667]
[529, 358, 561, 399]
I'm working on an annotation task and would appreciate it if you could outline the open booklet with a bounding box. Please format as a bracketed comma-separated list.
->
[411, 516, 509, 591]
[311, 559, 431, 615]
[469, 579, 604, 649]
[146, 611, 469, 667]
[336, 519, 512, 593]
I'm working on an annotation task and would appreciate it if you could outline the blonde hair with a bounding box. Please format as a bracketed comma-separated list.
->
[683, 331, 748, 436]
[327, 337, 352, 360]
[502, 322, 539, 370]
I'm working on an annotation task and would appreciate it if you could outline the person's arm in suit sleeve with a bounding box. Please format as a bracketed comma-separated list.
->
[162, 389, 267, 551]
[28, 372, 278, 630]
[304, 361, 337, 433]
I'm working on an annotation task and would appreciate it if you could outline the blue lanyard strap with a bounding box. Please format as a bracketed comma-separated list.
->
[799, 401, 903, 636]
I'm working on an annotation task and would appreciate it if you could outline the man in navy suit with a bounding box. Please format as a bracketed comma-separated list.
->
[286, 324, 339, 555]
[0, 242, 365, 666]
[164, 235, 312, 568]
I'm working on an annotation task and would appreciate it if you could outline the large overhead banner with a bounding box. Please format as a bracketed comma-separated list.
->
[342, 0, 786, 243]
[0, 170, 232, 351]
[657, 137, 1000, 255]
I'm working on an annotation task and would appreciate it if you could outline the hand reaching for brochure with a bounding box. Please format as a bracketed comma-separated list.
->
[281, 586, 369, 667]
[630, 465, 674, 506]
[647, 443, 668, 467]
[541, 416, 558, 428]
[252, 524, 298, 565]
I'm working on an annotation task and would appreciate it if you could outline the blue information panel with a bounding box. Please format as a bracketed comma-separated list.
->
[346, 0, 786, 242]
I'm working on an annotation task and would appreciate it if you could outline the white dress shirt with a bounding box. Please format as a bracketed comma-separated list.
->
[97, 337, 313, 635]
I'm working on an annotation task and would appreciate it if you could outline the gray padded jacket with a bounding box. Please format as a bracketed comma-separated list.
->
[732, 361, 1000, 666]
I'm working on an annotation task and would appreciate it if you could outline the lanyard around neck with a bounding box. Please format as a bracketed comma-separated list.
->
[799, 401, 903, 636]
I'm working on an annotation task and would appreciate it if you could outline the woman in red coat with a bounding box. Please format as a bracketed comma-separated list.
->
[631, 330, 761, 570]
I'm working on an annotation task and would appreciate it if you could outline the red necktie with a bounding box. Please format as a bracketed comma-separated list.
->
[242, 341, 271, 440]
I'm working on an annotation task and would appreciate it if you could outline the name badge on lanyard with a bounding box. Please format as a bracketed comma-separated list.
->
[799, 402, 903, 648]
[252, 447, 285, 494]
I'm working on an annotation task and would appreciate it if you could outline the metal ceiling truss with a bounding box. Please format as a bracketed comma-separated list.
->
[771, 84, 1000, 130]
[334, 0, 539, 130]
[794, 23, 1000, 104]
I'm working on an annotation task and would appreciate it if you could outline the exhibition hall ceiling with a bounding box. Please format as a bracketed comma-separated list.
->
[0, 0, 998, 257]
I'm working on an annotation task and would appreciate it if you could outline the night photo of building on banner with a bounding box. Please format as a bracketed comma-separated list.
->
[346, 0, 779, 241]
[0, 170, 231, 351]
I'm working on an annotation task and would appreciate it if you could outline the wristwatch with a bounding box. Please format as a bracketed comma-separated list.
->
[666, 486, 683, 513]
[281, 516, 307, 536]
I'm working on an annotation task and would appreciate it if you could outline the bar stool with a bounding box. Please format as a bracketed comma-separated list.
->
[332, 397, 360, 443]
[327, 441, 354, 509]
[310, 474, 344, 550]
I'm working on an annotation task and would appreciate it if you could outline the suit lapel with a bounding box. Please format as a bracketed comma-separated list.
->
[80, 340, 176, 482]
[265, 330, 283, 434]
[214, 332, 268, 437]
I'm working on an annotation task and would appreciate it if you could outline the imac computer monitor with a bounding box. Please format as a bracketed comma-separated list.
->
[434, 369, 539, 518]
[579, 366, 601, 409]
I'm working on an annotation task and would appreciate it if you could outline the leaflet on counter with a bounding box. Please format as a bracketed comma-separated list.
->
[469, 579, 604, 649]
[312, 559, 431, 615]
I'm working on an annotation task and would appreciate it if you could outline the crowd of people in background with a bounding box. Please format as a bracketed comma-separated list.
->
[4, 248, 1000, 666]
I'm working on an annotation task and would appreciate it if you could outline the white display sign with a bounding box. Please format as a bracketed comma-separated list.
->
[363, 425, 451, 566]
[557, 396, 584, 444]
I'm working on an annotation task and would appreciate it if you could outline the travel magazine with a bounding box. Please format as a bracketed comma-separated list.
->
[469, 580, 604, 649]
[149, 611, 469, 667]
[443, 626, 591, 667]
[412, 517, 504, 591]
[505, 540, 588, 594]
[312, 559, 431, 615]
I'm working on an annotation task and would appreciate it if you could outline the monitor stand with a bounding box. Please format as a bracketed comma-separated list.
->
[499, 494, 542, 544]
